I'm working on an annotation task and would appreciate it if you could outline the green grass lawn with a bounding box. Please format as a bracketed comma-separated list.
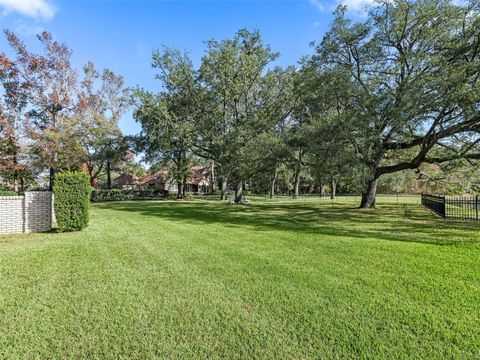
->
[0, 199, 479, 359]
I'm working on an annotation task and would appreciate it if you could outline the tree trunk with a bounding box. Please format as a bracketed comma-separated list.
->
[293, 172, 300, 199]
[210, 162, 216, 194]
[330, 179, 337, 200]
[360, 178, 378, 208]
[177, 181, 184, 199]
[320, 183, 326, 197]
[106, 160, 112, 189]
[12, 152, 19, 192]
[292, 151, 304, 199]
[13, 176, 18, 193]
[50, 134, 59, 191]
[293, 176, 300, 199]
[89, 167, 96, 187]
[183, 175, 187, 198]
[220, 177, 228, 200]
[49, 167, 55, 191]
[234, 181, 243, 203]
[270, 170, 277, 199]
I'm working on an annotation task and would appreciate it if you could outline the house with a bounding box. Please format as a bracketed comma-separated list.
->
[113, 174, 140, 189]
[137, 170, 178, 192]
[185, 166, 211, 193]
[139, 167, 211, 193]
[114, 166, 211, 193]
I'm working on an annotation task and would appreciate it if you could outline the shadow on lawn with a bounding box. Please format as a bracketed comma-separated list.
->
[95, 200, 480, 246]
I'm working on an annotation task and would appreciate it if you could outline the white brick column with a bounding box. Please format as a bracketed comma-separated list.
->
[0, 196, 24, 234]
[24, 192, 52, 233]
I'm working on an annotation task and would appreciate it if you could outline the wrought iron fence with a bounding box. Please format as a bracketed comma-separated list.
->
[421, 193, 479, 221]
[192, 193, 420, 205]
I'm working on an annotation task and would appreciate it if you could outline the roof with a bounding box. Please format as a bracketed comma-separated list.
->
[187, 166, 211, 185]
[116, 166, 211, 187]
[114, 173, 140, 186]
[138, 171, 170, 186]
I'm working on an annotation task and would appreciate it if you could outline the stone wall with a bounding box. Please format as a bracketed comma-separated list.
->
[0, 192, 52, 235]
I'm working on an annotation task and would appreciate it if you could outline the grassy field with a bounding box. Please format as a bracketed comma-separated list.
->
[0, 199, 479, 359]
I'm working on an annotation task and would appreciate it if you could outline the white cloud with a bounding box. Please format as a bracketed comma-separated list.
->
[0, 0, 56, 20]
[339, 0, 376, 12]
[14, 20, 44, 36]
[309, 0, 377, 14]
[309, 0, 326, 12]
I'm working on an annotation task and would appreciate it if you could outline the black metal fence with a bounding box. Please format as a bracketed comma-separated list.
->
[421, 194, 446, 218]
[421, 193, 479, 221]
[192, 193, 420, 205]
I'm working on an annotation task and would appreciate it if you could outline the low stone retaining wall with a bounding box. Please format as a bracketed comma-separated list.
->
[0, 192, 53, 235]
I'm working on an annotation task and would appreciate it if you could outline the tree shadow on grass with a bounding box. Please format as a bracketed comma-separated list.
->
[94, 200, 480, 246]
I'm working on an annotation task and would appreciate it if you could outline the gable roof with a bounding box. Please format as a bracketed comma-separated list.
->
[187, 166, 211, 185]
[116, 166, 211, 187]
[138, 170, 170, 186]
[114, 173, 140, 186]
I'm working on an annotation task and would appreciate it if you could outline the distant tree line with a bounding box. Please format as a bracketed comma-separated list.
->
[134, 0, 480, 207]
[1, 0, 479, 207]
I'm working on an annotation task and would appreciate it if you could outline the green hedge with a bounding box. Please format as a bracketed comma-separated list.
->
[0, 190, 19, 196]
[53, 172, 91, 231]
[0, 186, 18, 196]
[91, 188, 168, 202]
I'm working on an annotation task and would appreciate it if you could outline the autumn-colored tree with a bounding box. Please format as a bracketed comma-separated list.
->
[4, 30, 79, 190]
[0, 53, 31, 191]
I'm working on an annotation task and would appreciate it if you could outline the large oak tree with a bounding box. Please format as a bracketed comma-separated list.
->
[314, 0, 480, 207]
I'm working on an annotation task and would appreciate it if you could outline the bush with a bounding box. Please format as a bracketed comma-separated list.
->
[0, 185, 18, 196]
[0, 190, 18, 196]
[0, 186, 18, 196]
[53, 171, 91, 231]
[91, 188, 168, 202]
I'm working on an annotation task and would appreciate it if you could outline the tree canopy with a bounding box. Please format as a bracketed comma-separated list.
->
[1, 0, 479, 207]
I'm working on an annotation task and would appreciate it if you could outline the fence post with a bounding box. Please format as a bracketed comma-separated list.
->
[475, 195, 478, 221]
[442, 195, 446, 219]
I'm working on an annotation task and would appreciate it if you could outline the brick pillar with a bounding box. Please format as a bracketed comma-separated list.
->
[24, 192, 52, 233]
[0, 195, 24, 234]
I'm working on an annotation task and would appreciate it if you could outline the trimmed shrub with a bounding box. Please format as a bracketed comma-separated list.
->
[91, 188, 168, 202]
[0, 190, 18, 196]
[0, 185, 18, 196]
[53, 171, 91, 231]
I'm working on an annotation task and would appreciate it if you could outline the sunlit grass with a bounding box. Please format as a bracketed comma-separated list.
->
[0, 199, 478, 358]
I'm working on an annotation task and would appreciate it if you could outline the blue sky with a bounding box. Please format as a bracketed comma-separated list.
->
[0, 0, 374, 135]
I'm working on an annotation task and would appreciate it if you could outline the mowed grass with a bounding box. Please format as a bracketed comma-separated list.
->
[0, 199, 479, 359]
